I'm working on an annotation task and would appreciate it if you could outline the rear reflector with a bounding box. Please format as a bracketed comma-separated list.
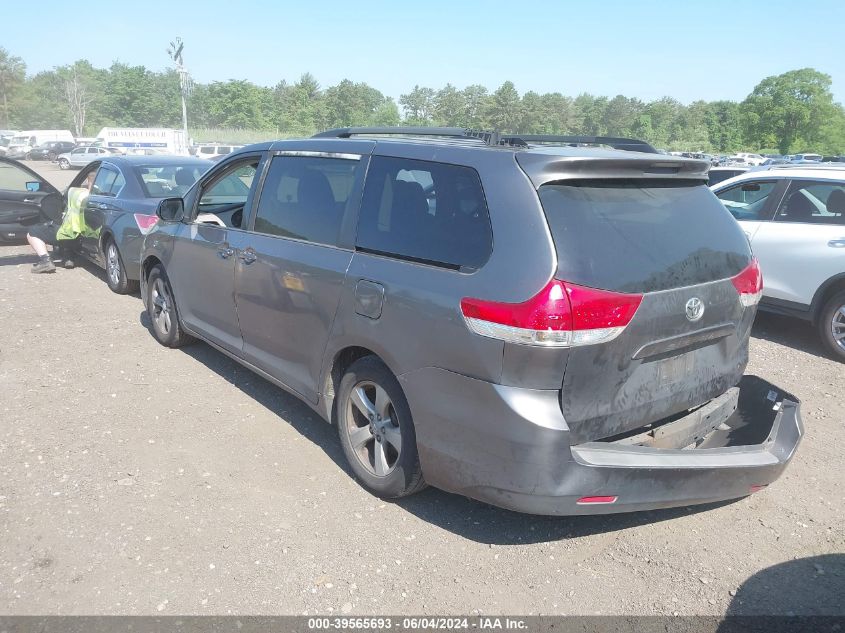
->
[134, 213, 158, 234]
[731, 258, 763, 307]
[576, 495, 618, 505]
[460, 279, 642, 347]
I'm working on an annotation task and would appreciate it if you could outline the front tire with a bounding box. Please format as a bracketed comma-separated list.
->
[146, 264, 192, 348]
[336, 356, 426, 498]
[58, 158, 70, 170]
[104, 239, 138, 294]
[818, 290, 845, 362]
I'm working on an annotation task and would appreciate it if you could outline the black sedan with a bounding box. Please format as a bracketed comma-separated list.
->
[68, 155, 210, 293]
[29, 141, 78, 161]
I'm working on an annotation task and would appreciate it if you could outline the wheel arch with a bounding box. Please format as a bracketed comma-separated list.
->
[321, 345, 396, 425]
[139, 255, 163, 308]
[810, 273, 845, 324]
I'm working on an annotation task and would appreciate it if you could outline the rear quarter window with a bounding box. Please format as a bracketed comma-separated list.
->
[539, 180, 751, 293]
[356, 156, 492, 270]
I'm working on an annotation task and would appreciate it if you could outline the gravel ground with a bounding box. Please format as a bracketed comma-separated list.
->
[0, 162, 842, 616]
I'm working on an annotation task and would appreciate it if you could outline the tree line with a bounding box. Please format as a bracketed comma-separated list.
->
[1, 47, 843, 154]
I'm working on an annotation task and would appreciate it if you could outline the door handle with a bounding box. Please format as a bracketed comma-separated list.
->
[828, 239, 845, 248]
[217, 246, 235, 259]
[23, 197, 37, 203]
[238, 249, 257, 264]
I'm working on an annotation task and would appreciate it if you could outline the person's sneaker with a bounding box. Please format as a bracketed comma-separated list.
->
[31, 259, 56, 274]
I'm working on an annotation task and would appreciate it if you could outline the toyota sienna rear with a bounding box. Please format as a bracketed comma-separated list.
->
[141, 129, 803, 515]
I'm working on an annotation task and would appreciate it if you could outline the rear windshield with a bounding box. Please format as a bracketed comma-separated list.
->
[136, 164, 205, 198]
[538, 180, 751, 293]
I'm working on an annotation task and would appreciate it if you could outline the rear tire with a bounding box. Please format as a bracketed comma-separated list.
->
[818, 290, 845, 362]
[47, 151, 57, 161]
[58, 159, 70, 170]
[104, 238, 139, 294]
[336, 356, 426, 498]
[146, 264, 193, 348]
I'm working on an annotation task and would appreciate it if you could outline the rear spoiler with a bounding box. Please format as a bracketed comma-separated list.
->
[515, 153, 711, 188]
[501, 135, 658, 154]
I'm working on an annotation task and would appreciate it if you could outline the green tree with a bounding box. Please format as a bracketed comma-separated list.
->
[399, 85, 436, 125]
[487, 81, 521, 132]
[602, 95, 643, 137]
[0, 48, 25, 128]
[461, 85, 490, 129]
[372, 99, 401, 126]
[644, 97, 683, 148]
[573, 94, 608, 135]
[741, 68, 838, 154]
[324, 79, 391, 128]
[541, 93, 576, 134]
[705, 101, 743, 153]
[433, 84, 465, 126]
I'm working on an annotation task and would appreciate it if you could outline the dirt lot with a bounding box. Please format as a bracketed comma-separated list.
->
[0, 161, 843, 616]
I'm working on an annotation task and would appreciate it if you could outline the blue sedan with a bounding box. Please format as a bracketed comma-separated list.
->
[69, 155, 210, 293]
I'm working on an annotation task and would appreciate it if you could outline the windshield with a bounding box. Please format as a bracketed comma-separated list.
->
[9, 136, 31, 147]
[538, 180, 751, 293]
[135, 164, 205, 198]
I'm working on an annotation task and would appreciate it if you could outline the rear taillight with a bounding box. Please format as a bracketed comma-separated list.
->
[134, 213, 158, 235]
[731, 258, 763, 307]
[460, 279, 643, 348]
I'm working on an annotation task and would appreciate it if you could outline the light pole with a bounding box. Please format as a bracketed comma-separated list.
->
[167, 37, 190, 142]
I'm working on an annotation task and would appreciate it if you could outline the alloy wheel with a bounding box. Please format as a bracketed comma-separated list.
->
[150, 277, 173, 335]
[345, 380, 402, 477]
[106, 242, 121, 286]
[832, 304, 845, 352]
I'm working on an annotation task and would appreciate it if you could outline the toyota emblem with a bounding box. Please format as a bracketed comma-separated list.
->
[685, 297, 704, 322]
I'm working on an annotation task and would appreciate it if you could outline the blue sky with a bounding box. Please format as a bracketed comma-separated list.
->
[4, 0, 844, 104]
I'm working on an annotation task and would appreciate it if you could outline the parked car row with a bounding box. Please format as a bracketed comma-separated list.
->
[0, 129, 814, 516]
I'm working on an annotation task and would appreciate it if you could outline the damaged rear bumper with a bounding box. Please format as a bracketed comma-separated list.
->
[399, 370, 802, 515]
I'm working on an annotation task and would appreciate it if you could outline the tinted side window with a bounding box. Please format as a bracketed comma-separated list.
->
[92, 167, 119, 196]
[715, 180, 777, 221]
[197, 161, 258, 213]
[252, 155, 361, 247]
[356, 156, 492, 269]
[774, 180, 845, 225]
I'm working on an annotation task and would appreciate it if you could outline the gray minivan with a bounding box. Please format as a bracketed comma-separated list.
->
[139, 128, 803, 515]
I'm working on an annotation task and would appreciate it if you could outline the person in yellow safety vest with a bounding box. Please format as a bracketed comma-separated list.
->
[26, 171, 96, 274]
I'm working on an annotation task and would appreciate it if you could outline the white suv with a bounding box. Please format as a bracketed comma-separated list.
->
[711, 164, 845, 360]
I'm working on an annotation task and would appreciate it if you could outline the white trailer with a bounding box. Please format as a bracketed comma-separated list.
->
[95, 128, 190, 156]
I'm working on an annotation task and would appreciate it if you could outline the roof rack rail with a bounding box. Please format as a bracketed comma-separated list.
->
[313, 127, 480, 140]
[312, 128, 658, 154]
[500, 135, 658, 154]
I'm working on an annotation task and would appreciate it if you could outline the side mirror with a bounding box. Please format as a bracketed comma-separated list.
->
[156, 197, 185, 222]
[25, 181, 41, 192]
